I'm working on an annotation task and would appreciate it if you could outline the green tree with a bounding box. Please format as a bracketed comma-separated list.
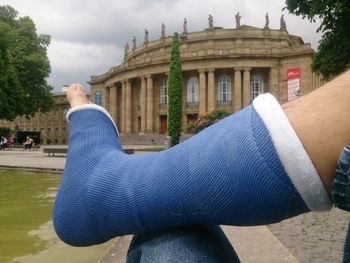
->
[285, 0, 350, 79]
[0, 21, 23, 121]
[168, 32, 183, 146]
[0, 127, 13, 138]
[0, 5, 53, 121]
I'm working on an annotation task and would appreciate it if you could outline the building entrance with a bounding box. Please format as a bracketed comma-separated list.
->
[160, 115, 167, 134]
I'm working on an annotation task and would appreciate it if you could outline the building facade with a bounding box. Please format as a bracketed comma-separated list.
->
[90, 24, 323, 135]
[0, 91, 83, 145]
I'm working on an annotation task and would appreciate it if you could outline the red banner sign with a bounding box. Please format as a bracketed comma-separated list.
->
[287, 68, 301, 101]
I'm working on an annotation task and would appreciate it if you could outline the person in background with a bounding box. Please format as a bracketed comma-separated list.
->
[23, 136, 34, 150]
[0, 136, 8, 150]
[6, 136, 13, 147]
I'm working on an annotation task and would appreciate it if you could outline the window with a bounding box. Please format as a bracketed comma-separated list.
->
[95, 91, 102, 105]
[63, 108, 68, 120]
[160, 79, 168, 105]
[218, 75, 231, 102]
[251, 74, 264, 101]
[187, 77, 199, 103]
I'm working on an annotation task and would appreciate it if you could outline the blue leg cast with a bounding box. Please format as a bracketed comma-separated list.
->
[54, 95, 329, 247]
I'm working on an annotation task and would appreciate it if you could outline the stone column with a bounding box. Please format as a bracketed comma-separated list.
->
[104, 86, 110, 111]
[198, 69, 207, 114]
[109, 84, 118, 123]
[125, 80, 132, 134]
[140, 76, 147, 133]
[234, 68, 242, 112]
[207, 68, 215, 112]
[146, 75, 154, 132]
[121, 81, 126, 133]
[243, 67, 251, 108]
[269, 67, 279, 99]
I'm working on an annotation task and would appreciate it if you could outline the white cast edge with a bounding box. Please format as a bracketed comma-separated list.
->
[253, 93, 332, 211]
[66, 104, 119, 137]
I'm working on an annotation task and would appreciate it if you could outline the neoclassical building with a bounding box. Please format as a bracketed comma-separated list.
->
[90, 21, 323, 135]
[0, 90, 89, 145]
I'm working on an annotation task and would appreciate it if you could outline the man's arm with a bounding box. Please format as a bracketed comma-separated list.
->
[283, 70, 350, 195]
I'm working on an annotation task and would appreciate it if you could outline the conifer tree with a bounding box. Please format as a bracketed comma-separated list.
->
[168, 32, 183, 146]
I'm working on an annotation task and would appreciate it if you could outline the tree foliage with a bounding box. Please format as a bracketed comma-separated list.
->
[0, 127, 13, 138]
[0, 5, 53, 121]
[285, 0, 350, 79]
[168, 33, 183, 146]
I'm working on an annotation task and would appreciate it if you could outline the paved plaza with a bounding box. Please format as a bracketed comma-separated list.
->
[0, 148, 349, 262]
[269, 209, 349, 263]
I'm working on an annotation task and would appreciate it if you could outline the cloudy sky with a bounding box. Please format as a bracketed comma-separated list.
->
[2, 0, 322, 92]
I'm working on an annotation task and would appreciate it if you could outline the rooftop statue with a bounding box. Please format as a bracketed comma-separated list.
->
[280, 15, 287, 30]
[161, 23, 166, 38]
[132, 36, 136, 50]
[183, 18, 188, 34]
[208, 14, 214, 29]
[124, 42, 129, 56]
[180, 18, 188, 39]
[235, 12, 241, 28]
[144, 29, 149, 44]
[264, 12, 269, 29]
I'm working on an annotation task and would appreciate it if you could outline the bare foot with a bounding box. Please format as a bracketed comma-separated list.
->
[66, 84, 91, 108]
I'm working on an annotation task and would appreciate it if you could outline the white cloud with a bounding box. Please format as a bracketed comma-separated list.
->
[47, 40, 122, 89]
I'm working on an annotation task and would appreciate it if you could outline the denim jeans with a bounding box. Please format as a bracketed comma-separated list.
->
[126, 225, 240, 263]
[332, 144, 350, 263]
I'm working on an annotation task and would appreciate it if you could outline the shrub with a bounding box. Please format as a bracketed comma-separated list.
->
[187, 109, 230, 134]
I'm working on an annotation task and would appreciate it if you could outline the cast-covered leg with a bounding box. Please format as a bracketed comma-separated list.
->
[54, 88, 331, 247]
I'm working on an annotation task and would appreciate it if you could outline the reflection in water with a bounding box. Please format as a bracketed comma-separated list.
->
[0, 170, 115, 263]
[13, 221, 115, 263]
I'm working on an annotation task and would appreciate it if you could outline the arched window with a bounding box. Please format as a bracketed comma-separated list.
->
[160, 79, 168, 105]
[251, 74, 264, 101]
[187, 77, 199, 102]
[218, 75, 231, 102]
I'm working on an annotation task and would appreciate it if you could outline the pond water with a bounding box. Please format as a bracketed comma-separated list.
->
[0, 170, 115, 263]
